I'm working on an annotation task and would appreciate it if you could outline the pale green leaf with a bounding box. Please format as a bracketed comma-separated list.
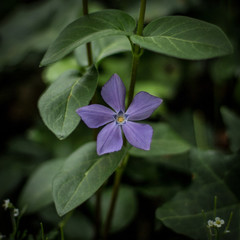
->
[130, 123, 191, 157]
[131, 16, 233, 60]
[40, 10, 135, 66]
[19, 159, 64, 213]
[53, 142, 127, 216]
[38, 66, 98, 140]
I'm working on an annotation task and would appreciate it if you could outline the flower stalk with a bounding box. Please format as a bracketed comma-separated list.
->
[103, 154, 129, 239]
[82, 1, 101, 238]
[82, 0, 93, 66]
[127, 0, 146, 107]
[103, 0, 147, 238]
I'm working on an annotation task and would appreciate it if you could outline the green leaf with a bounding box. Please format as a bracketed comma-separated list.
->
[156, 149, 240, 240]
[101, 186, 137, 232]
[74, 35, 132, 66]
[131, 16, 233, 60]
[38, 66, 98, 140]
[53, 142, 128, 216]
[130, 123, 191, 157]
[19, 159, 64, 213]
[221, 107, 240, 152]
[40, 10, 135, 66]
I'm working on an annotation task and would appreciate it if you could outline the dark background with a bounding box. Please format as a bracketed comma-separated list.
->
[0, 0, 239, 239]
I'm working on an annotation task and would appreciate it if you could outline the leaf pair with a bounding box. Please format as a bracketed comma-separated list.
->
[41, 9, 232, 66]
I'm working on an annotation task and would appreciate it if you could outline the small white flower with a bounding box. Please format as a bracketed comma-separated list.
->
[207, 220, 214, 227]
[2, 199, 10, 210]
[13, 208, 19, 217]
[214, 217, 224, 228]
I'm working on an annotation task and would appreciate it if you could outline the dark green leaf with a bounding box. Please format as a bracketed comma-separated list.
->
[40, 10, 135, 66]
[156, 149, 240, 240]
[19, 159, 64, 213]
[131, 16, 233, 60]
[130, 123, 191, 157]
[38, 66, 98, 140]
[53, 142, 127, 216]
[221, 107, 240, 152]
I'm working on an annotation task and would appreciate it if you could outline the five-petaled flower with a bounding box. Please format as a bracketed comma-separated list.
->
[76, 74, 162, 155]
[214, 217, 224, 228]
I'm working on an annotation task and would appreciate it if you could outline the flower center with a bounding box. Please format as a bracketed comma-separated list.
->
[114, 110, 128, 125]
[117, 116, 125, 123]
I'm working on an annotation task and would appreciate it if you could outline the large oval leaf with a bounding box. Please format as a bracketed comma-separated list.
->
[38, 66, 98, 140]
[130, 123, 191, 157]
[40, 10, 136, 66]
[53, 142, 128, 216]
[131, 16, 233, 60]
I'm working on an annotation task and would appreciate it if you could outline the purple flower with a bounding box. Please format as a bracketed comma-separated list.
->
[76, 74, 163, 155]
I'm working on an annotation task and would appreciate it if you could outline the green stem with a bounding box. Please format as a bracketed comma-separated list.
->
[94, 188, 102, 240]
[103, 1, 147, 239]
[40, 223, 45, 240]
[103, 154, 129, 239]
[58, 211, 73, 240]
[213, 196, 217, 219]
[224, 211, 233, 234]
[60, 226, 64, 240]
[9, 211, 17, 240]
[127, 0, 146, 107]
[82, 0, 93, 66]
[82, 2, 101, 238]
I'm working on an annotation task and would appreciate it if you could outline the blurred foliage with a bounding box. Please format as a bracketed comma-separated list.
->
[0, 0, 240, 239]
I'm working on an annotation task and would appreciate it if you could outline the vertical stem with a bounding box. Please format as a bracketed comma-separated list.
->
[82, 0, 93, 66]
[103, 0, 147, 239]
[127, 52, 140, 107]
[213, 196, 217, 219]
[103, 154, 129, 240]
[224, 211, 233, 234]
[40, 223, 45, 240]
[82, 1, 101, 238]
[94, 188, 102, 240]
[127, 0, 146, 107]
[58, 211, 73, 240]
[10, 212, 17, 240]
[60, 225, 64, 240]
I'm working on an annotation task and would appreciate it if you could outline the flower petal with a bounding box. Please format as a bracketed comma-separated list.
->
[76, 104, 115, 128]
[126, 92, 162, 121]
[97, 122, 123, 155]
[122, 121, 153, 150]
[101, 74, 126, 112]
